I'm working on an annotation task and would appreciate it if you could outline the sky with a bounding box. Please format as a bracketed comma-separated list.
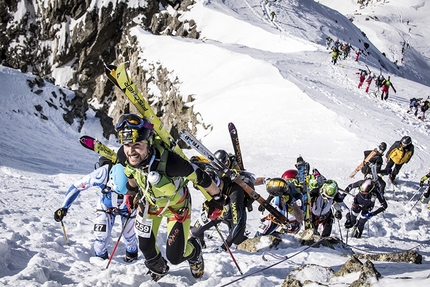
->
[1, 0, 430, 286]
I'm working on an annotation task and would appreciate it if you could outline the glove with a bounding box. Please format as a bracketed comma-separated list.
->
[54, 208, 68, 222]
[420, 181, 424, 187]
[385, 168, 392, 175]
[363, 212, 374, 220]
[424, 191, 430, 199]
[334, 210, 342, 220]
[124, 194, 135, 213]
[258, 205, 266, 213]
[204, 194, 226, 220]
[344, 184, 353, 193]
[214, 245, 227, 253]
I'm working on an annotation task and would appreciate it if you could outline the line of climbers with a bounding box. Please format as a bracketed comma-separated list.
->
[53, 113, 420, 282]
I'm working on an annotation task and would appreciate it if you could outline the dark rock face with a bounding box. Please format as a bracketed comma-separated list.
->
[2, 0, 208, 139]
[354, 249, 423, 264]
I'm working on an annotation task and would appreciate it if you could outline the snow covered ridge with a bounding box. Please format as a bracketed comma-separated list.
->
[2, 0, 430, 286]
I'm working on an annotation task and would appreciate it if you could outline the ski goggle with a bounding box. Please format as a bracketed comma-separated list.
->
[117, 128, 152, 145]
[359, 184, 374, 194]
[115, 114, 154, 144]
[115, 114, 154, 131]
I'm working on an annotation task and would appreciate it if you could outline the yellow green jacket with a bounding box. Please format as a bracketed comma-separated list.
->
[124, 145, 198, 216]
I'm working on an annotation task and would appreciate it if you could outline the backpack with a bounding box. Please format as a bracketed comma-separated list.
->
[375, 75, 385, 86]
[421, 101, 430, 112]
[94, 156, 113, 171]
[361, 163, 371, 175]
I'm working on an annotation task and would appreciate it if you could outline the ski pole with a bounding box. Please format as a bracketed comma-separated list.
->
[337, 218, 343, 242]
[367, 221, 370, 238]
[408, 186, 423, 202]
[106, 211, 133, 269]
[59, 219, 69, 245]
[345, 227, 349, 245]
[219, 238, 324, 287]
[408, 193, 426, 214]
[214, 224, 243, 275]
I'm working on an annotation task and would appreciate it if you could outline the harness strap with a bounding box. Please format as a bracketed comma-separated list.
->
[96, 208, 136, 218]
[148, 186, 191, 223]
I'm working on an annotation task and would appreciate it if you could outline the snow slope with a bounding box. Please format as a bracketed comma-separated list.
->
[0, 0, 429, 286]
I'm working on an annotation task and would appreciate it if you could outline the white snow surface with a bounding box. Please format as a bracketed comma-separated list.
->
[1, 0, 430, 286]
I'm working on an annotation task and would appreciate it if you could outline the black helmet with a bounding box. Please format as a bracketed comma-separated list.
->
[115, 114, 154, 144]
[266, 178, 290, 196]
[401, 136, 412, 146]
[214, 149, 231, 167]
[378, 142, 387, 153]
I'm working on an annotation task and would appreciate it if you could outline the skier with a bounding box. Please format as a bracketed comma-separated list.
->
[54, 160, 139, 262]
[333, 38, 341, 49]
[360, 142, 391, 194]
[115, 113, 223, 281]
[302, 167, 327, 230]
[343, 179, 388, 238]
[326, 36, 333, 50]
[407, 97, 422, 116]
[308, 179, 346, 237]
[281, 169, 306, 198]
[419, 171, 430, 200]
[385, 136, 414, 185]
[418, 99, 430, 120]
[342, 42, 352, 60]
[380, 75, 397, 100]
[190, 169, 249, 252]
[254, 177, 303, 236]
[374, 74, 385, 95]
[356, 69, 368, 89]
[214, 149, 256, 211]
[255, 168, 306, 214]
[355, 49, 362, 62]
[331, 46, 341, 65]
[364, 72, 375, 93]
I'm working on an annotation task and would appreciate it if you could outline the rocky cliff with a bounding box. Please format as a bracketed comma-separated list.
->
[1, 0, 207, 139]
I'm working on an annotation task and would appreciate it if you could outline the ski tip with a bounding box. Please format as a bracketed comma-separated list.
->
[80, 136, 96, 150]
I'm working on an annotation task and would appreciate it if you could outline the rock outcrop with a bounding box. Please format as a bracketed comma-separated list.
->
[2, 0, 207, 138]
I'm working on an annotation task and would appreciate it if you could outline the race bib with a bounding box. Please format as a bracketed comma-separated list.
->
[257, 220, 269, 235]
[93, 223, 107, 232]
[199, 208, 211, 226]
[135, 215, 153, 238]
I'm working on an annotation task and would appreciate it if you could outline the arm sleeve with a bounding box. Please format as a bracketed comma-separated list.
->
[61, 166, 109, 209]
[374, 191, 388, 214]
[385, 142, 399, 160]
[164, 152, 212, 188]
[165, 151, 195, 177]
[349, 180, 364, 190]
